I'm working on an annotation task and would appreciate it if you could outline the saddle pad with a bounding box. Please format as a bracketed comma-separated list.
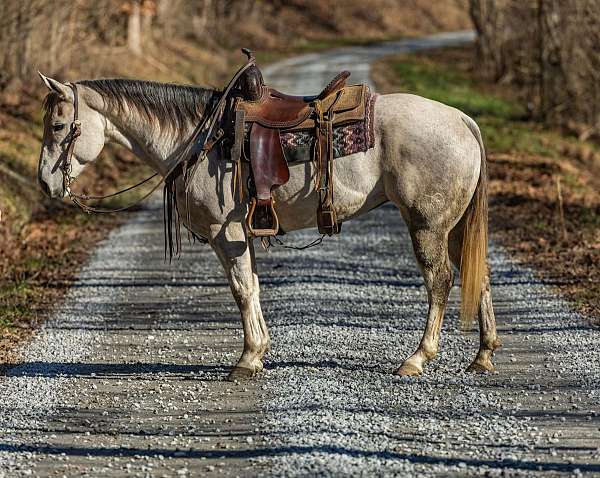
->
[281, 92, 378, 163]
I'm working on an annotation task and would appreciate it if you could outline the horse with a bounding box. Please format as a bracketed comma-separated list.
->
[37, 73, 501, 379]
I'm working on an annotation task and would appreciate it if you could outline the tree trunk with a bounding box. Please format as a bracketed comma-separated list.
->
[127, 0, 142, 55]
[469, 0, 504, 81]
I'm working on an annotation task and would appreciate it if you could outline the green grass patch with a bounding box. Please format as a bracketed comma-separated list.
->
[0, 281, 35, 324]
[391, 61, 525, 120]
[386, 57, 564, 156]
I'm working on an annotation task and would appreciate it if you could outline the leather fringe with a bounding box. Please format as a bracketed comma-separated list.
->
[163, 161, 208, 262]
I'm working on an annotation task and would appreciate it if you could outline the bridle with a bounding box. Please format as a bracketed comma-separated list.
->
[60, 82, 161, 213]
[58, 51, 256, 215]
[61, 82, 82, 199]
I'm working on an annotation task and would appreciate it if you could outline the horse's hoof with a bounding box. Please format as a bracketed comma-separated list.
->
[226, 366, 255, 381]
[466, 359, 495, 374]
[394, 363, 422, 377]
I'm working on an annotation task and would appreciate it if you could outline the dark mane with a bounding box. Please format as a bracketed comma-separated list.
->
[77, 79, 220, 131]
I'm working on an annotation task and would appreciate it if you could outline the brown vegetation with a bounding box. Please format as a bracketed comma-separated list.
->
[490, 152, 600, 320]
[0, 0, 471, 83]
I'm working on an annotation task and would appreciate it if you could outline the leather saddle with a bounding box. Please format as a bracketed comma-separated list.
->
[232, 50, 370, 237]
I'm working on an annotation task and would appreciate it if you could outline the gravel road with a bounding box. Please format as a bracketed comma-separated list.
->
[1, 31, 599, 477]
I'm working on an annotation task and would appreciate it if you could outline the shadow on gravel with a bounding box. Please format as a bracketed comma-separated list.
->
[65, 280, 231, 289]
[496, 325, 592, 334]
[267, 359, 389, 374]
[261, 275, 425, 288]
[0, 443, 597, 473]
[3, 362, 229, 378]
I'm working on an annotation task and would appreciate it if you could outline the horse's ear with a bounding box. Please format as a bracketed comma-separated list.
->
[38, 72, 73, 101]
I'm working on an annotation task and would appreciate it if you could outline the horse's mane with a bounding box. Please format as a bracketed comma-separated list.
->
[81, 78, 220, 131]
[43, 79, 220, 132]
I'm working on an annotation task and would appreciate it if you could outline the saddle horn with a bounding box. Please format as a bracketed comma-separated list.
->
[241, 48, 255, 61]
[238, 48, 263, 101]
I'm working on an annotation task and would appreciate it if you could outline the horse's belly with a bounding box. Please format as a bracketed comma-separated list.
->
[273, 151, 385, 232]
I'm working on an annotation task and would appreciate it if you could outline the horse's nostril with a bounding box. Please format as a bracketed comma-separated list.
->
[39, 179, 51, 197]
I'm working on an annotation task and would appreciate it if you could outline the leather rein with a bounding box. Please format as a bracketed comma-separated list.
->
[60, 54, 256, 214]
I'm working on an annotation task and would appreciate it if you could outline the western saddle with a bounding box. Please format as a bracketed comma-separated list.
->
[231, 49, 370, 237]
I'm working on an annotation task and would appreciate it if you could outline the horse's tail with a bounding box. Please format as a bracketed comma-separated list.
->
[459, 115, 488, 329]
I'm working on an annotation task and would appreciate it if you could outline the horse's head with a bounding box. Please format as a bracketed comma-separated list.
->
[38, 73, 107, 198]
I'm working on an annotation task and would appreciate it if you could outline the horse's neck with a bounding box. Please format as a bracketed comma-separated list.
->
[103, 107, 195, 177]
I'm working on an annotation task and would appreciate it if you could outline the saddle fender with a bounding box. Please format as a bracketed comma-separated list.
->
[248, 123, 290, 204]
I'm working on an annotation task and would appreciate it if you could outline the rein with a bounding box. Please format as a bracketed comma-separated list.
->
[61, 54, 256, 215]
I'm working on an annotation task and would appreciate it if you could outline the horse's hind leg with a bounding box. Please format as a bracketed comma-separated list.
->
[448, 222, 501, 372]
[468, 274, 500, 372]
[209, 221, 270, 379]
[395, 227, 453, 376]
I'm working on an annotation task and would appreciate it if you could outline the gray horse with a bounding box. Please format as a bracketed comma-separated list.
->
[37, 74, 501, 379]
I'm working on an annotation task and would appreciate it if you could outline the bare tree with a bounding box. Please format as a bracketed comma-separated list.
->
[469, 0, 600, 133]
[127, 0, 142, 55]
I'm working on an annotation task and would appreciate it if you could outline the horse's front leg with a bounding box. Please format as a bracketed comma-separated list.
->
[209, 221, 270, 379]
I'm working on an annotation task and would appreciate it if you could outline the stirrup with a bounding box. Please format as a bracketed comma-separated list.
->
[246, 197, 280, 237]
[317, 205, 340, 236]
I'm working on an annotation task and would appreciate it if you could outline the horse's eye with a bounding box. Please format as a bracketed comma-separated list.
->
[53, 123, 65, 132]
